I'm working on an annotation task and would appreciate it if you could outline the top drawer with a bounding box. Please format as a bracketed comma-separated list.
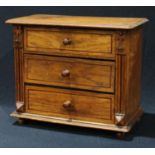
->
[24, 27, 116, 59]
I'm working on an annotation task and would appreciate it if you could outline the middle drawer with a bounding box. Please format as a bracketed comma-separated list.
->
[24, 54, 115, 93]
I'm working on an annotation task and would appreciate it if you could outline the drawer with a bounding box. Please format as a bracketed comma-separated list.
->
[25, 85, 114, 124]
[24, 27, 116, 59]
[24, 54, 115, 93]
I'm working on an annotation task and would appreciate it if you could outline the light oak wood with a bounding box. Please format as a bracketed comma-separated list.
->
[25, 85, 114, 124]
[25, 27, 112, 53]
[24, 54, 115, 92]
[6, 14, 148, 137]
[6, 14, 148, 29]
[13, 26, 25, 111]
[10, 107, 143, 132]
[24, 27, 116, 59]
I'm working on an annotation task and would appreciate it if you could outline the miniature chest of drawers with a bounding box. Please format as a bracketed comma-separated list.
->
[6, 14, 148, 136]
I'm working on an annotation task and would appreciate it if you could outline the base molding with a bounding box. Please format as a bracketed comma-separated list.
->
[10, 108, 143, 133]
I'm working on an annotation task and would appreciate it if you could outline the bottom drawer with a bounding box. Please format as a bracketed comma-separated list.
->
[25, 85, 114, 124]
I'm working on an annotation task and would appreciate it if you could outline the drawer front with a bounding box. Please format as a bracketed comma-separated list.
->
[24, 27, 115, 59]
[24, 54, 115, 93]
[25, 85, 114, 124]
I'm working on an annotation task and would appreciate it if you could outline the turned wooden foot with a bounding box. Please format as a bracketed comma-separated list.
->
[136, 117, 141, 123]
[116, 132, 125, 139]
[17, 118, 25, 125]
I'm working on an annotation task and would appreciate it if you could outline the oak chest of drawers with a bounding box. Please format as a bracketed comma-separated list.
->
[6, 14, 148, 136]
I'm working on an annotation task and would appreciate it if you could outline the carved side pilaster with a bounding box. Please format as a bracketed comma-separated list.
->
[116, 32, 126, 55]
[115, 31, 127, 126]
[13, 25, 24, 112]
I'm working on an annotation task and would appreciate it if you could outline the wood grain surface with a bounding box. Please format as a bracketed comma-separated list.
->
[24, 54, 115, 93]
[24, 27, 116, 59]
[25, 85, 114, 124]
[6, 14, 148, 134]
[6, 14, 148, 29]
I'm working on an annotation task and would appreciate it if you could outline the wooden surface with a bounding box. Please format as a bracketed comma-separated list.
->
[7, 14, 148, 135]
[24, 54, 115, 93]
[6, 14, 148, 29]
[25, 85, 114, 124]
[25, 27, 112, 53]
[13, 26, 24, 110]
[10, 107, 143, 132]
[124, 27, 143, 123]
[24, 27, 116, 60]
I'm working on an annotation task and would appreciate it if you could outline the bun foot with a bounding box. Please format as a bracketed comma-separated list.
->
[116, 132, 125, 139]
[17, 118, 24, 125]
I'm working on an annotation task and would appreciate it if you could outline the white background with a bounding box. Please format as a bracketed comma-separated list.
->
[1, 148, 155, 154]
[0, 0, 154, 6]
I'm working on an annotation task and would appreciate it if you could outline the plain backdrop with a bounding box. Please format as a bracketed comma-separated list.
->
[0, 6, 155, 147]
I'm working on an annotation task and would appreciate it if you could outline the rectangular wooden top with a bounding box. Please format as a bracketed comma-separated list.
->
[6, 14, 149, 29]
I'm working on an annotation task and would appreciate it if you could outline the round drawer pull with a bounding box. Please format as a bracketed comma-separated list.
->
[63, 100, 72, 108]
[63, 38, 72, 45]
[14, 39, 20, 43]
[61, 69, 70, 77]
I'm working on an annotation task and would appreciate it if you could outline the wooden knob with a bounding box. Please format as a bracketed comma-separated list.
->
[119, 32, 124, 36]
[14, 39, 20, 43]
[63, 38, 72, 45]
[61, 69, 70, 77]
[63, 100, 72, 108]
